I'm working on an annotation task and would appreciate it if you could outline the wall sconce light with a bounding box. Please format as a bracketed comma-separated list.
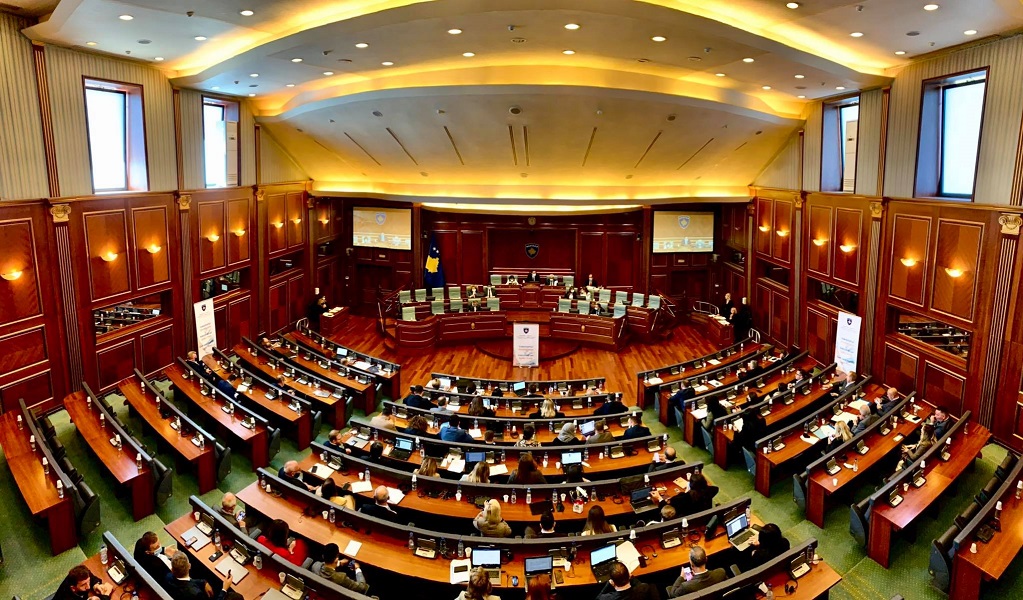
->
[812, 238, 827, 247]
[292, 218, 302, 225]
[839, 244, 856, 253]
[775, 230, 790, 237]
[1, 270, 22, 281]
[900, 257, 917, 267]
[146, 244, 161, 254]
[101, 251, 118, 262]
[207, 233, 220, 242]
[319, 219, 329, 225]
[758, 225, 770, 232]
[233, 229, 246, 237]
[272, 222, 284, 229]
[944, 267, 964, 278]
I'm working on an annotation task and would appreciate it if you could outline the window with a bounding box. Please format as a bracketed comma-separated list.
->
[821, 97, 859, 192]
[807, 276, 859, 313]
[84, 79, 147, 192]
[890, 308, 970, 360]
[202, 98, 239, 188]
[916, 70, 987, 199]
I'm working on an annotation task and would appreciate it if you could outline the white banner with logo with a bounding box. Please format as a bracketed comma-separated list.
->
[834, 311, 862, 374]
[193, 299, 218, 358]
[512, 323, 540, 367]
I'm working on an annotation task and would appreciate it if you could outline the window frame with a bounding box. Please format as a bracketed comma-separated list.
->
[914, 68, 989, 201]
[82, 77, 148, 193]
[201, 96, 241, 188]
[820, 94, 861, 194]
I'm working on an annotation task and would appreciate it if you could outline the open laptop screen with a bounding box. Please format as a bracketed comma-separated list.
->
[562, 452, 582, 465]
[725, 513, 749, 537]
[525, 556, 553, 575]
[395, 438, 414, 451]
[590, 544, 616, 566]
[579, 421, 595, 436]
[472, 549, 501, 567]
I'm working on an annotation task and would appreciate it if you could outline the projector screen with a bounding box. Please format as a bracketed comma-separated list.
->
[352, 207, 412, 251]
[652, 211, 714, 253]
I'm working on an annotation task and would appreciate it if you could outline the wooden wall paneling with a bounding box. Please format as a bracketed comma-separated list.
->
[288, 274, 305, 326]
[131, 206, 170, 289]
[226, 197, 251, 266]
[922, 360, 967, 416]
[286, 191, 306, 250]
[833, 207, 864, 287]
[488, 228, 577, 271]
[605, 232, 637, 289]
[806, 205, 832, 277]
[83, 209, 131, 303]
[460, 231, 485, 284]
[772, 200, 793, 264]
[213, 303, 228, 354]
[805, 306, 837, 364]
[0, 327, 47, 376]
[931, 219, 984, 322]
[578, 232, 606, 287]
[95, 338, 137, 392]
[888, 214, 931, 307]
[227, 294, 252, 349]
[268, 280, 288, 333]
[0, 219, 43, 325]
[754, 282, 772, 337]
[433, 230, 459, 285]
[0, 370, 53, 413]
[755, 198, 773, 256]
[267, 192, 287, 254]
[313, 199, 333, 242]
[139, 325, 175, 377]
[770, 289, 791, 347]
[883, 342, 919, 395]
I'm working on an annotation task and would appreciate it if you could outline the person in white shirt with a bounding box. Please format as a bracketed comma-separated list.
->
[369, 405, 396, 431]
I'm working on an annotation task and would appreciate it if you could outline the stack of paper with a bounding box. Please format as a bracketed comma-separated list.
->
[488, 464, 509, 476]
[387, 487, 406, 505]
[615, 541, 642, 574]
[214, 556, 248, 584]
[343, 540, 362, 558]
[646, 377, 663, 385]
[349, 480, 373, 494]
[450, 559, 472, 584]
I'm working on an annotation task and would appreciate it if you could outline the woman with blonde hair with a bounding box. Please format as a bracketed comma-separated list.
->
[824, 420, 854, 454]
[415, 456, 438, 477]
[454, 568, 500, 600]
[462, 461, 490, 483]
[581, 505, 616, 536]
[530, 398, 564, 419]
[473, 499, 512, 538]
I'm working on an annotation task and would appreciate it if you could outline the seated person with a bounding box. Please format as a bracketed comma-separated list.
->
[462, 461, 490, 483]
[184, 351, 216, 382]
[318, 543, 369, 594]
[667, 383, 695, 411]
[515, 424, 542, 447]
[414, 457, 439, 477]
[54, 566, 114, 600]
[585, 273, 599, 288]
[652, 472, 717, 515]
[526, 270, 541, 283]
[527, 574, 553, 600]
[214, 376, 237, 399]
[548, 422, 579, 447]
[667, 546, 726, 597]
[587, 419, 615, 444]
[931, 407, 952, 439]
[596, 561, 659, 600]
[404, 385, 437, 410]
[318, 478, 356, 510]
[455, 568, 501, 600]
[360, 486, 401, 522]
[439, 414, 475, 443]
[824, 420, 854, 454]
[793, 369, 808, 384]
[218, 492, 249, 532]
[525, 511, 557, 538]
[431, 397, 452, 415]
[530, 398, 564, 419]
[468, 396, 495, 418]
[525, 384, 544, 399]
[404, 415, 433, 438]
[594, 393, 628, 416]
[873, 387, 900, 415]
[746, 523, 790, 570]
[324, 429, 344, 451]
[622, 413, 651, 440]
[482, 430, 496, 445]
[739, 359, 765, 381]
[581, 505, 617, 535]
[508, 452, 547, 485]
[473, 498, 513, 538]
[851, 404, 876, 435]
[505, 274, 519, 285]
[564, 462, 588, 484]
[257, 519, 308, 566]
[897, 423, 935, 470]
[133, 531, 176, 581]
[647, 504, 676, 525]
[278, 460, 316, 491]
[833, 370, 858, 395]
[369, 405, 396, 431]
[648, 446, 680, 472]
[163, 554, 232, 600]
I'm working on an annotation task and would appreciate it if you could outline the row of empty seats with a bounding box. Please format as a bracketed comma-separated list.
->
[401, 297, 501, 320]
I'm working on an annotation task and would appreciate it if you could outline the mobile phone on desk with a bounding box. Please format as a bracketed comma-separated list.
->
[209, 550, 223, 562]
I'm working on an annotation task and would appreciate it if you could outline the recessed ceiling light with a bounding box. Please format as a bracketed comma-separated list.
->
[211, 86, 220, 90]
[923, 3, 939, 10]
[786, 2, 800, 7]
[836, 86, 846, 90]
[240, 10, 254, 16]
[651, 36, 667, 42]
[381, 61, 394, 66]
[742, 57, 755, 63]
[563, 50, 575, 55]
[291, 58, 302, 63]
[794, 74, 805, 79]
[762, 85, 772, 90]
[715, 72, 726, 77]
[564, 23, 580, 30]
[248, 93, 255, 97]
[286, 84, 295, 87]
[118, 14, 133, 21]
[850, 32, 864, 38]
[86, 41, 97, 46]
[964, 29, 978, 35]
[249, 73, 259, 77]
[448, 28, 462, 35]
[322, 71, 334, 76]
[355, 42, 369, 48]
[462, 52, 475, 57]
[154, 57, 164, 61]
[797, 95, 806, 98]
[194, 36, 207, 41]
[895, 50, 907, 55]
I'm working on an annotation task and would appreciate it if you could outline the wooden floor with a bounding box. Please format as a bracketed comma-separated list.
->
[328, 315, 717, 406]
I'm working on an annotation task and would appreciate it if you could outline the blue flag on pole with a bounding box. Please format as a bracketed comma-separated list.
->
[424, 233, 445, 289]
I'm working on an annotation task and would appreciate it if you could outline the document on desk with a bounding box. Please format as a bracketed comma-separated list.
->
[815, 425, 835, 439]
[387, 487, 406, 505]
[214, 556, 249, 584]
[353, 360, 373, 371]
[848, 399, 870, 413]
[488, 464, 509, 476]
[343, 540, 362, 558]
[694, 385, 709, 393]
[446, 459, 466, 473]
[831, 413, 856, 425]
[349, 480, 373, 494]
[691, 408, 708, 420]
[309, 464, 333, 479]
[646, 377, 663, 385]
[468, 428, 483, 439]
[708, 359, 721, 365]
[450, 558, 472, 584]
[615, 541, 642, 574]
[708, 380, 723, 388]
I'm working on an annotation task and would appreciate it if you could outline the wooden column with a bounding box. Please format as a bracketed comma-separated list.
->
[792, 193, 804, 342]
[860, 200, 885, 376]
[254, 186, 268, 335]
[31, 43, 59, 198]
[50, 203, 83, 389]
[177, 193, 196, 351]
[978, 214, 1021, 427]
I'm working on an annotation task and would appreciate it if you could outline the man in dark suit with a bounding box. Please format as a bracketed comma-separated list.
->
[53, 565, 113, 600]
[596, 561, 660, 600]
[594, 393, 627, 416]
[851, 404, 877, 435]
[526, 270, 541, 283]
[278, 460, 316, 491]
[667, 382, 695, 411]
[667, 546, 726, 597]
[525, 511, 558, 538]
[133, 531, 177, 582]
[524, 384, 544, 399]
[832, 371, 857, 397]
[360, 486, 400, 522]
[719, 292, 734, 317]
[931, 407, 952, 439]
[163, 553, 231, 600]
[185, 351, 216, 383]
[585, 273, 599, 288]
[740, 359, 765, 382]
[648, 447, 681, 473]
[622, 413, 651, 440]
[873, 387, 900, 415]
[404, 385, 436, 410]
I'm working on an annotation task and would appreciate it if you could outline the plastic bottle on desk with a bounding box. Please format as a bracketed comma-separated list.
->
[457, 540, 464, 559]
[474, 418, 479, 430]
[364, 468, 371, 484]
[526, 488, 532, 504]
[253, 554, 262, 570]
[500, 449, 507, 463]
[100, 543, 108, 565]
[591, 487, 597, 502]
[510, 489, 517, 504]
[329, 508, 335, 523]
[408, 532, 415, 551]
[411, 473, 417, 490]
[213, 528, 221, 550]
[56, 480, 64, 499]
[456, 485, 462, 502]
[136, 453, 142, 471]
[42, 457, 49, 475]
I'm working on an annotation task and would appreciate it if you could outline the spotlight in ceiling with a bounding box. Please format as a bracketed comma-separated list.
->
[240, 9, 254, 16]
[119, 14, 133, 21]
[651, 36, 667, 42]
[86, 41, 97, 46]
[742, 57, 755, 63]
[786, 2, 800, 7]
[286, 84, 295, 87]
[923, 3, 939, 10]
[895, 50, 907, 55]
[154, 56, 164, 61]
[381, 61, 394, 66]
[715, 72, 726, 77]
[291, 58, 303, 63]
[762, 85, 772, 90]
[248, 93, 255, 97]
[964, 29, 978, 35]
[836, 86, 846, 90]
[462, 52, 475, 57]
[564, 23, 580, 30]
[448, 28, 462, 35]
[323, 71, 334, 76]
[355, 42, 369, 48]
[194, 36, 207, 41]
[211, 86, 220, 90]
[850, 32, 864, 38]
[562, 50, 575, 55]
[797, 95, 806, 98]
[249, 73, 259, 77]
[794, 74, 805, 79]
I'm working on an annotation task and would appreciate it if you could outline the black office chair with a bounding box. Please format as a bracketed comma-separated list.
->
[39, 416, 57, 441]
[849, 497, 871, 547]
[73, 482, 101, 534]
[49, 438, 66, 460]
[215, 442, 232, 481]
[311, 409, 323, 439]
[153, 459, 173, 506]
[700, 424, 715, 458]
[995, 453, 1018, 481]
[977, 476, 1001, 504]
[954, 501, 981, 530]
[268, 427, 282, 460]
[792, 472, 808, 511]
[61, 456, 83, 485]
[928, 524, 958, 593]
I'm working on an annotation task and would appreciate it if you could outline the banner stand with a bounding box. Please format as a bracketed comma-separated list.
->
[512, 324, 540, 367]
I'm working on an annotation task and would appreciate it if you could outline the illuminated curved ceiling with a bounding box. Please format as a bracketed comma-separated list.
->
[18, 0, 1023, 202]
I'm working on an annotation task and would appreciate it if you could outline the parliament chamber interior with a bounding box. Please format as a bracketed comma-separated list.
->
[4, 1, 1023, 600]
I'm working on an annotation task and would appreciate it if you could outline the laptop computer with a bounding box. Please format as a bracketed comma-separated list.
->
[281, 574, 305, 600]
[579, 421, 595, 436]
[512, 382, 528, 396]
[466, 451, 486, 464]
[630, 487, 656, 512]
[562, 451, 582, 466]
[725, 512, 759, 551]
[472, 548, 502, 582]
[589, 544, 618, 583]
[661, 528, 682, 549]
[391, 437, 414, 461]
[525, 555, 554, 579]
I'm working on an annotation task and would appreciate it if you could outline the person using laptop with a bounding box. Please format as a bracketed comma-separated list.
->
[163, 553, 232, 600]
[369, 405, 396, 431]
[473, 498, 513, 538]
[508, 453, 547, 484]
[851, 404, 877, 435]
[318, 543, 369, 594]
[468, 396, 496, 418]
[516, 424, 543, 448]
[648, 447, 680, 473]
[587, 419, 615, 444]
[258, 519, 308, 566]
[549, 422, 579, 447]
[360, 486, 401, 523]
[405, 385, 436, 410]
[454, 568, 500, 600]
[745, 523, 790, 570]
[581, 505, 617, 535]
[525, 384, 544, 399]
[594, 394, 628, 416]
[525, 511, 557, 538]
[564, 463, 588, 483]
[440, 414, 475, 443]
[667, 546, 726, 597]
[622, 413, 651, 440]
[595, 561, 659, 600]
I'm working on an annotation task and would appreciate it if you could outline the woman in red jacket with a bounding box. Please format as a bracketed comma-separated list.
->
[258, 519, 308, 566]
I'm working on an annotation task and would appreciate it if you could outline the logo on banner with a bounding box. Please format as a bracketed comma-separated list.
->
[846, 317, 853, 325]
[523, 327, 530, 334]
[678, 216, 691, 229]
[375, 212, 386, 225]
[525, 243, 540, 259]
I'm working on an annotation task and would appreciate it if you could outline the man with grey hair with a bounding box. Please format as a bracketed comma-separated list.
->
[218, 492, 248, 532]
[852, 403, 877, 435]
[667, 546, 727, 597]
[163, 553, 232, 600]
[278, 460, 315, 491]
[359, 485, 399, 522]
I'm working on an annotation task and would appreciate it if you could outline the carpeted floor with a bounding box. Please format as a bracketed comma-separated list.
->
[1, 384, 1020, 600]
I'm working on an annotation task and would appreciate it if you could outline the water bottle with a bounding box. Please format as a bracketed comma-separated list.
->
[411, 473, 417, 490]
[415, 437, 421, 451]
[199, 435, 205, 450]
[259, 472, 265, 489]
[419, 445, 425, 459]
[329, 508, 336, 523]
[583, 447, 590, 461]
[99, 413, 105, 428]
[549, 421, 554, 433]
[100, 543, 108, 565]
[29, 435, 36, 452]
[456, 485, 462, 502]
[373, 430, 379, 441]
[364, 468, 371, 484]
[591, 487, 597, 502]
[408, 532, 415, 551]
[213, 528, 221, 550]
[42, 457, 49, 475]
[16, 415, 22, 430]
[474, 418, 479, 430]
[56, 480, 64, 499]
[87, 396, 92, 411]
[543, 453, 549, 468]
[155, 397, 161, 411]
[526, 488, 532, 504]
[457, 540, 464, 559]
[853, 458, 859, 472]
[136, 453, 143, 471]
[253, 554, 262, 570]
[510, 489, 517, 504]
[501, 449, 507, 463]
[644, 474, 650, 484]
